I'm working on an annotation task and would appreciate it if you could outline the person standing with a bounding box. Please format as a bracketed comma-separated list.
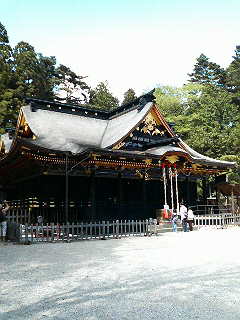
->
[187, 208, 195, 231]
[180, 204, 188, 232]
[0, 201, 10, 242]
[171, 212, 178, 232]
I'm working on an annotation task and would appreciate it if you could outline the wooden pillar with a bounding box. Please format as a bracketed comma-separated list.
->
[65, 153, 69, 223]
[202, 177, 207, 203]
[118, 173, 123, 216]
[142, 175, 147, 218]
[186, 176, 190, 207]
[215, 175, 219, 206]
[90, 170, 96, 221]
[202, 177, 207, 215]
[231, 186, 235, 214]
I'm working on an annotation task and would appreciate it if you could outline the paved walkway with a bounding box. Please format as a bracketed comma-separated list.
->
[1, 228, 240, 320]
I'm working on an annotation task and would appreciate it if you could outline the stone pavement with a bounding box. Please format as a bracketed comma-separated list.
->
[1, 228, 240, 320]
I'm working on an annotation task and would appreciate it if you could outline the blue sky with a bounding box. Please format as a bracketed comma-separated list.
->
[1, 0, 240, 101]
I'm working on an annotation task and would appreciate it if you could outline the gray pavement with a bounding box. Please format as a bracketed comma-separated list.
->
[1, 227, 240, 320]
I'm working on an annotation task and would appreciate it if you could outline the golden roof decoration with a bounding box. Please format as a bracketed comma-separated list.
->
[165, 155, 179, 164]
[112, 141, 125, 150]
[143, 159, 152, 165]
[141, 113, 163, 136]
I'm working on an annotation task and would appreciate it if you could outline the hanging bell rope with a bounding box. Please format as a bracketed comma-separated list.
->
[175, 167, 179, 214]
[169, 167, 174, 215]
[163, 166, 167, 206]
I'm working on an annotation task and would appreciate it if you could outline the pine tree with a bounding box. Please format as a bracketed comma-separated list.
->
[89, 81, 119, 110]
[55, 64, 89, 104]
[0, 21, 91, 133]
[226, 45, 240, 93]
[0, 22, 17, 133]
[121, 88, 137, 105]
[188, 54, 226, 87]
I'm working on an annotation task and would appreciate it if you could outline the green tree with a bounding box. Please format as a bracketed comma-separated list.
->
[154, 84, 239, 159]
[89, 81, 119, 110]
[55, 64, 89, 104]
[13, 41, 39, 97]
[182, 86, 238, 158]
[121, 88, 137, 105]
[226, 45, 240, 93]
[219, 155, 240, 184]
[154, 83, 203, 123]
[0, 22, 16, 133]
[188, 54, 226, 87]
[0, 21, 91, 133]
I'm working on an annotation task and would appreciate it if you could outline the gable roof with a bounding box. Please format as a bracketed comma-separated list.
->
[0, 90, 236, 170]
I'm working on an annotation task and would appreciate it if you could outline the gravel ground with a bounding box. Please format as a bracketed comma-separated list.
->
[1, 227, 240, 320]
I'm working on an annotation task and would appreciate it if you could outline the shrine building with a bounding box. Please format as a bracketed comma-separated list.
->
[0, 90, 236, 223]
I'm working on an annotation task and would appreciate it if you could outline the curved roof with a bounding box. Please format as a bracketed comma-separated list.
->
[0, 91, 236, 171]
[19, 101, 154, 154]
[23, 105, 107, 153]
[178, 139, 236, 168]
[101, 102, 153, 148]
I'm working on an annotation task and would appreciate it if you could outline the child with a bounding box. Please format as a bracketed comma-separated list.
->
[171, 212, 178, 232]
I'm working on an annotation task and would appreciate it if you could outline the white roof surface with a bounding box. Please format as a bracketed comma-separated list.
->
[0, 101, 236, 169]
[21, 102, 153, 153]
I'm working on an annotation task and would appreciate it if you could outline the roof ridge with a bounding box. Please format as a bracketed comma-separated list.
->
[24, 89, 156, 120]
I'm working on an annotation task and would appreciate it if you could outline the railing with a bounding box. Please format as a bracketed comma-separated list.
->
[6, 199, 237, 225]
[18, 214, 240, 243]
[194, 214, 240, 228]
[189, 204, 232, 215]
[20, 219, 152, 243]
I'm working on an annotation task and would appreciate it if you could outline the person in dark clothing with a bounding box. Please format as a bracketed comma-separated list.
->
[0, 201, 10, 242]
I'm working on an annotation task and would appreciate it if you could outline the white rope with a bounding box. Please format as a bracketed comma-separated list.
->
[175, 167, 179, 214]
[169, 167, 174, 214]
[163, 166, 167, 205]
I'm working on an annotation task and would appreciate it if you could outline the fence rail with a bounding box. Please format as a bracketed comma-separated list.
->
[20, 220, 151, 243]
[18, 214, 240, 243]
[189, 204, 233, 215]
[194, 214, 240, 228]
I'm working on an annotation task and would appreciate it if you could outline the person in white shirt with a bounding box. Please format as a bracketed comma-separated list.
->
[187, 208, 195, 231]
[180, 204, 188, 232]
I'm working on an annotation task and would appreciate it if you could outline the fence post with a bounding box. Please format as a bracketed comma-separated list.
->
[131, 220, 134, 236]
[51, 223, 55, 242]
[107, 221, 110, 238]
[139, 220, 142, 236]
[56, 223, 60, 241]
[90, 221, 93, 239]
[67, 222, 70, 242]
[25, 223, 29, 243]
[221, 214, 225, 228]
[154, 219, 157, 235]
[146, 219, 149, 236]
[98, 221, 101, 239]
[116, 220, 119, 238]
[102, 221, 106, 239]
[46, 223, 49, 242]
[71, 222, 74, 241]
[30, 224, 34, 242]
[19, 224, 23, 243]
[120, 220, 123, 237]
